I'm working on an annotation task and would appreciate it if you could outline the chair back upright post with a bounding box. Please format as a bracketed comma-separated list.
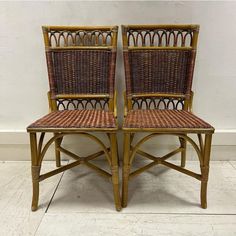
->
[122, 25, 199, 115]
[42, 26, 118, 115]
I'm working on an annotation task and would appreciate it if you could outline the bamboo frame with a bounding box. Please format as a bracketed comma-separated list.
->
[47, 46, 113, 51]
[43, 25, 117, 32]
[28, 25, 121, 212]
[121, 24, 214, 209]
[127, 46, 192, 50]
[122, 24, 199, 30]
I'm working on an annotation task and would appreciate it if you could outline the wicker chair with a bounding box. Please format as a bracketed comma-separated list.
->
[121, 25, 214, 208]
[27, 26, 121, 211]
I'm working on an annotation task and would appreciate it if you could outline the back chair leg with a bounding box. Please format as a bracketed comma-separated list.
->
[200, 133, 212, 209]
[54, 134, 63, 167]
[30, 133, 41, 211]
[110, 133, 122, 211]
[122, 133, 131, 208]
[179, 137, 187, 167]
[116, 137, 120, 167]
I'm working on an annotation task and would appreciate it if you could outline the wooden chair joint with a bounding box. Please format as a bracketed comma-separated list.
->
[200, 165, 209, 182]
[31, 166, 40, 181]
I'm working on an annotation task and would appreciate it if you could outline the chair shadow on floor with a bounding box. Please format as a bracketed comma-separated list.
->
[127, 159, 200, 208]
[44, 157, 199, 211]
[45, 162, 116, 210]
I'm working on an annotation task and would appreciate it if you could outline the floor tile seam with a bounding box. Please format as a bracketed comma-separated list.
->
[44, 212, 236, 216]
[45, 160, 69, 213]
[229, 161, 236, 170]
[33, 214, 45, 236]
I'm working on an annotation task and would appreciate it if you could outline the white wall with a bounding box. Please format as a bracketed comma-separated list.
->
[1, 1, 236, 160]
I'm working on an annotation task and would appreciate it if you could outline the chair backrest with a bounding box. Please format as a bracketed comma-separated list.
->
[122, 25, 199, 111]
[42, 26, 118, 112]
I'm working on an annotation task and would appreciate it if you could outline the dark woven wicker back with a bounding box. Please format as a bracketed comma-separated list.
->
[43, 26, 118, 99]
[122, 25, 199, 99]
[46, 50, 112, 95]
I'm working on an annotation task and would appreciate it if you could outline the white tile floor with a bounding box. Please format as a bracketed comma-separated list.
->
[0, 160, 236, 236]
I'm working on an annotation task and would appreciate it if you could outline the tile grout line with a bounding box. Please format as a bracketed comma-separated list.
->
[229, 161, 236, 170]
[43, 212, 236, 216]
[34, 161, 69, 236]
[33, 215, 45, 236]
[45, 161, 69, 213]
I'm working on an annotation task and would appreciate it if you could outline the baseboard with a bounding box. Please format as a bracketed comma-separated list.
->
[0, 130, 235, 161]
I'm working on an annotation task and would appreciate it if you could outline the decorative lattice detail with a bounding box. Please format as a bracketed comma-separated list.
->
[127, 29, 194, 47]
[48, 30, 113, 47]
[132, 97, 185, 110]
[57, 98, 109, 110]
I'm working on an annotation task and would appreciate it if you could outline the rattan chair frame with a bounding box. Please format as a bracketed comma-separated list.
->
[27, 25, 121, 211]
[121, 24, 214, 209]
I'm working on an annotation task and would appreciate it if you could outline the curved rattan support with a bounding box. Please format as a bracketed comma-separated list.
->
[39, 132, 111, 166]
[178, 135, 187, 167]
[129, 133, 202, 165]
[197, 133, 204, 155]
[54, 133, 63, 167]
[37, 132, 45, 158]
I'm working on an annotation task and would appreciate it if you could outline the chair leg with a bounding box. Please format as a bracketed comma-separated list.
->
[116, 137, 120, 167]
[110, 133, 122, 211]
[30, 133, 41, 211]
[179, 137, 187, 167]
[54, 134, 63, 167]
[200, 133, 212, 209]
[122, 133, 130, 208]
[31, 167, 40, 211]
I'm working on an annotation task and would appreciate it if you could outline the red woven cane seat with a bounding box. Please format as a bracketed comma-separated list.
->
[123, 109, 213, 130]
[27, 110, 117, 131]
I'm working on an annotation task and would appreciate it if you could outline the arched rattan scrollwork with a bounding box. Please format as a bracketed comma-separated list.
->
[132, 97, 185, 110]
[127, 29, 194, 47]
[48, 30, 113, 47]
[38, 132, 111, 166]
[57, 98, 109, 110]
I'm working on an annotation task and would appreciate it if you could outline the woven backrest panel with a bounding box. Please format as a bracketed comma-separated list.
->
[122, 25, 199, 98]
[46, 50, 112, 95]
[43, 26, 117, 98]
[128, 49, 194, 94]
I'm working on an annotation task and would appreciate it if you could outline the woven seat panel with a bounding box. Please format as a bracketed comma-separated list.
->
[123, 110, 212, 129]
[28, 110, 116, 129]
[47, 50, 112, 95]
[127, 50, 193, 95]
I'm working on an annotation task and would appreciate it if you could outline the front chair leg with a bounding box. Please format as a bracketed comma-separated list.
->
[122, 133, 131, 208]
[200, 133, 212, 209]
[110, 133, 122, 211]
[31, 166, 40, 211]
[30, 133, 41, 211]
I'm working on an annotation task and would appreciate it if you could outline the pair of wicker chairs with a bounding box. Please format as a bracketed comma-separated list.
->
[27, 25, 214, 212]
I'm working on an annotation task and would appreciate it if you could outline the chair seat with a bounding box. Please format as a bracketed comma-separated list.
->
[123, 109, 213, 132]
[27, 110, 117, 132]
